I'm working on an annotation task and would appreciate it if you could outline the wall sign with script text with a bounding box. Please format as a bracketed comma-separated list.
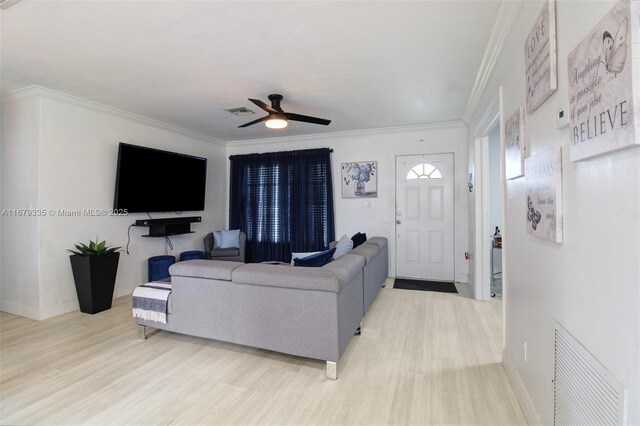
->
[567, 0, 640, 162]
[525, 0, 557, 113]
[505, 106, 526, 180]
[525, 146, 563, 243]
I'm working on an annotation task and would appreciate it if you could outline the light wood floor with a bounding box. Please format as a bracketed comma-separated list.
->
[0, 279, 525, 425]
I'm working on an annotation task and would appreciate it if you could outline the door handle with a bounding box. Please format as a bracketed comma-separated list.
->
[396, 220, 401, 225]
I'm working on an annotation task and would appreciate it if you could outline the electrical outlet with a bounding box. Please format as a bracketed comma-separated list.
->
[364, 201, 371, 208]
[523, 341, 528, 362]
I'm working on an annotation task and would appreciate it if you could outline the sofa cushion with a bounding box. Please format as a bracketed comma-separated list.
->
[351, 243, 379, 264]
[333, 234, 354, 259]
[294, 248, 336, 267]
[219, 229, 241, 248]
[233, 263, 343, 292]
[213, 230, 222, 248]
[290, 250, 323, 265]
[365, 236, 388, 250]
[351, 232, 367, 248]
[169, 259, 241, 281]
[210, 247, 240, 257]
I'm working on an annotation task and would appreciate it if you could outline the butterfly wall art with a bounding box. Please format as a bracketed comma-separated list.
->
[602, 17, 628, 77]
[567, 0, 639, 162]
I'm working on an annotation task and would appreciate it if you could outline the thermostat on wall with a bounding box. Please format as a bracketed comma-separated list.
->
[556, 106, 569, 129]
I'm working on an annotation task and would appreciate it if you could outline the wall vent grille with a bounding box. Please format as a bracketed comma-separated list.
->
[224, 107, 255, 116]
[554, 321, 627, 425]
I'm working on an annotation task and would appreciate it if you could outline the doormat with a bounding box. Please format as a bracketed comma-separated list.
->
[393, 278, 458, 294]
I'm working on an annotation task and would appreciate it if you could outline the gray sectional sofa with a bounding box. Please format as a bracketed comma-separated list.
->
[136, 237, 388, 379]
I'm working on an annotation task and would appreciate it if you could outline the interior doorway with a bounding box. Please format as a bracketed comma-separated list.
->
[472, 87, 505, 302]
[395, 153, 455, 282]
[488, 125, 503, 298]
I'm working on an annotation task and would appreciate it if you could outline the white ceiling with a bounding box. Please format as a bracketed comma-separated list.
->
[1, 1, 501, 142]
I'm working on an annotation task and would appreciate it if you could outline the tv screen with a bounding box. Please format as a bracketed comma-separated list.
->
[114, 143, 207, 213]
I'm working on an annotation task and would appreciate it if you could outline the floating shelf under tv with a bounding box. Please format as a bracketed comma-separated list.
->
[134, 216, 201, 237]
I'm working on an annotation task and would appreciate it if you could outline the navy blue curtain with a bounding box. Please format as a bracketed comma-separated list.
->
[229, 148, 335, 263]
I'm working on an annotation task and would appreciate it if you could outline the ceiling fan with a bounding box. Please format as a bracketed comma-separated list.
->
[238, 94, 331, 129]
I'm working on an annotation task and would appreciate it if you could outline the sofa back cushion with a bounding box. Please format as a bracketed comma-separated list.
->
[170, 259, 242, 281]
[233, 263, 342, 293]
[351, 243, 379, 264]
[365, 236, 388, 250]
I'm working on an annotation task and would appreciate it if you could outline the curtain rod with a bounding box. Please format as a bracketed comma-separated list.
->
[229, 148, 333, 160]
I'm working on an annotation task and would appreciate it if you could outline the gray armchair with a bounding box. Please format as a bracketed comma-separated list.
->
[203, 231, 246, 263]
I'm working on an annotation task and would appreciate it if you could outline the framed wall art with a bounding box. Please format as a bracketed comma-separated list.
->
[525, 0, 557, 113]
[505, 106, 526, 180]
[525, 146, 563, 243]
[341, 161, 377, 198]
[567, 0, 639, 161]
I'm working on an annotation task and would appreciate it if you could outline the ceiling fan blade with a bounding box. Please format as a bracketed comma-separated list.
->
[248, 98, 278, 114]
[285, 112, 331, 126]
[238, 116, 268, 128]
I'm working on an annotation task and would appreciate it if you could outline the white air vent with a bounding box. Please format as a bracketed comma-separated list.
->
[225, 107, 255, 116]
[554, 321, 627, 425]
[0, 0, 20, 9]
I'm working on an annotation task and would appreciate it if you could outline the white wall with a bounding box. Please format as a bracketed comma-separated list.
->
[226, 123, 470, 282]
[1, 87, 227, 319]
[1, 92, 41, 314]
[488, 124, 502, 233]
[468, 1, 640, 424]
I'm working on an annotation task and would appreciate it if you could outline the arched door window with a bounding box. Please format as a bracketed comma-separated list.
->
[406, 163, 442, 180]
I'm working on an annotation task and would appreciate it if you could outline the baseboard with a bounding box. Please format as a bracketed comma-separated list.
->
[502, 348, 542, 425]
[0, 299, 44, 320]
[1, 282, 139, 320]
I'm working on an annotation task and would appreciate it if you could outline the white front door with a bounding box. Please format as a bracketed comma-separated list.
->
[395, 153, 455, 281]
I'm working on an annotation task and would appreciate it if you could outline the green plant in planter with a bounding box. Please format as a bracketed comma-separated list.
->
[68, 238, 122, 314]
[68, 238, 122, 256]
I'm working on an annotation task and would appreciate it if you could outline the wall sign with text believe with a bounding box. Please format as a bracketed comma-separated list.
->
[567, 0, 640, 162]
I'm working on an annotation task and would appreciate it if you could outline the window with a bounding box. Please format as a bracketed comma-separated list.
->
[406, 163, 442, 180]
[229, 148, 335, 263]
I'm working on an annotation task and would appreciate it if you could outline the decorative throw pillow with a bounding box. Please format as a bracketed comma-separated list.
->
[290, 251, 323, 265]
[294, 248, 336, 267]
[351, 232, 367, 248]
[219, 229, 241, 249]
[333, 234, 354, 259]
[213, 230, 222, 249]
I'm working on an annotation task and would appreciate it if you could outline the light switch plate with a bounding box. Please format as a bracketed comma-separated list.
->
[556, 105, 569, 129]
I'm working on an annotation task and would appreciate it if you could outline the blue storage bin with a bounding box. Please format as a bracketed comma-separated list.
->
[180, 250, 204, 261]
[148, 255, 175, 282]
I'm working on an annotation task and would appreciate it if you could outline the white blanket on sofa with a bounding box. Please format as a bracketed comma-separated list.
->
[132, 282, 172, 324]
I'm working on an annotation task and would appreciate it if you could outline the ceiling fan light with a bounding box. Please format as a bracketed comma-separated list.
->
[265, 117, 288, 129]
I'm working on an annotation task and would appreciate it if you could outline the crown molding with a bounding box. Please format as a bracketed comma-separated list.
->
[226, 120, 466, 148]
[462, 0, 522, 124]
[1, 85, 226, 146]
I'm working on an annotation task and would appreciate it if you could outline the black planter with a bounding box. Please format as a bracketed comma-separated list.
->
[69, 253, 120, 314]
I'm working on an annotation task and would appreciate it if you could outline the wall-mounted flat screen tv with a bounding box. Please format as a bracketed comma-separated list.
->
[114, 143, 207, 213]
